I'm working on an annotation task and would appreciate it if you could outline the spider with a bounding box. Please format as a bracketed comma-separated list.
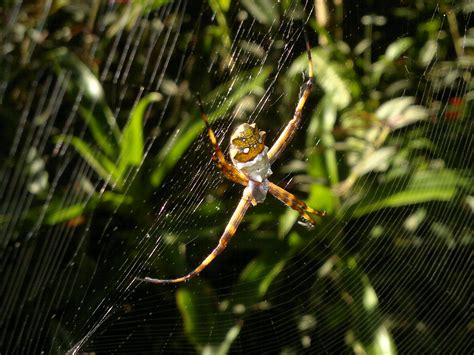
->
[139, 34, 326, 285]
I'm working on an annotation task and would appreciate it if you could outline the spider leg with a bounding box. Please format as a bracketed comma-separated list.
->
[197, 98, 257, 205]
[212, 153, 248, 186]
[197, 97, 248, 185]
[268, 31, 315, 164]
[268, 181, 326, 226]
[138, 190, 253, 284]
[213, 155, 257, 206]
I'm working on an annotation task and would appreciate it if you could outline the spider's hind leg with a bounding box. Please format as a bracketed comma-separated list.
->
[137, 190, 253, 284]
[268, 181, 326, 226]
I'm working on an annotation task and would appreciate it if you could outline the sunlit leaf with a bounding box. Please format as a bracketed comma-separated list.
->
[278, 208, 299, 238]
[352, 147, 396, 177]
[176, 286, 214, 348]
[101, 191, 133, 205]
[419, 39, 438, 66]
[136, 0, 174, 9]
[372, 37, 413, 84]
[48, 47, 104, 103]
[49, 47, 120, 152]
[376, 97, 414, 120]
[289, 49, 353, 109]
[241, 0, 280, 25]
[352, 169, 469, 217]
[26, 148, 49, 195]
[352, 325, 398, 355]
[216, 0, 230, 12]
[106, 0, 173, 36]
[386, 104, 429, 129]
[307, 184, 334, 216]
[202, 324, 242, 355]
[385, 37, 414, 61]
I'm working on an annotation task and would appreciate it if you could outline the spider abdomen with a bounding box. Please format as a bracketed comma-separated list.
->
[233, 147, 272, 182]
[234, 147, 272, 203]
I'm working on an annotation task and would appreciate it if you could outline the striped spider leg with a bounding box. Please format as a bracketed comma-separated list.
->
[267, 31, 314, 163]
[138, 31, 325, 285]
[268, 182, 326, 226]
[140, 189, 253, 284]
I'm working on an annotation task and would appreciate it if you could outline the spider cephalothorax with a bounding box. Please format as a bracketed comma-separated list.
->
[138, 32, 325, 285]
[230, 123, 266, 163]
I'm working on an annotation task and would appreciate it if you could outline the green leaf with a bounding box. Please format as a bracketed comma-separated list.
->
[101, 191, 133, 206]
[365, 324, 398, 355]
[149, 119, 201, 187]
[278, 208, 299, 238]
[48, 47, 104, 103]
[56, 135, 121, 187]
[118, 92, 162, 174]
[232, 248, 288, 310]
[49, 47, 119, 159]
[135, 0, 174, 9]
[385, 37, 414, 61]
[176, 286, 213, 347]
[25, 148, 49, 196]
[352, 169, 469, 217]
[418, 39, 438, 66]
[371, 37, 413, 85]
[308, 184, 334, 216]
[352, 147, 397, 177]
[376, 97, 414, 120]
[202, 324, 242, 355]
[177, 284, 241, 353]
[321, 101, 339, 185]
[150, 66, 272, 187]
[214, 0, 231, 12]
[240, 0, 280, 26]
[376, 97, 429, 130]
[289, 49, 353, 109]
[208, 0, 232, 49]
[48, 48, 121, 144]
[78, 107, 116, 157]
[45, 203, 89, 225]
[386, 104, 429, 130]
[338, 259, 398, 354]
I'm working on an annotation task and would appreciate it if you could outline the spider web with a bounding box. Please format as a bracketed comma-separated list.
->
[0, 0, 472, 353]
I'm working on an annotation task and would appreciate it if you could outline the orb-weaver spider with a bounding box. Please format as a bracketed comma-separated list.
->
[139, 33, 326, 284]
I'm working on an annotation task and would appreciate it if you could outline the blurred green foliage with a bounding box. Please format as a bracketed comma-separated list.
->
[0, 0, 472, 354]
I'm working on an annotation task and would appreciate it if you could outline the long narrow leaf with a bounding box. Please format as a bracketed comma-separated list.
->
[56, 135, 121, 187]
[352, 169, 469, 217]
[78, 107, 116, 157]
[49, 47, 121, 148]
[118, 92, 162, 175]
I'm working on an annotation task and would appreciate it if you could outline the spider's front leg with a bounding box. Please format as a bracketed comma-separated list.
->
[268, 31, 315, 164]
[197, 97, 248, 186]
[197, 98, 261, 205]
